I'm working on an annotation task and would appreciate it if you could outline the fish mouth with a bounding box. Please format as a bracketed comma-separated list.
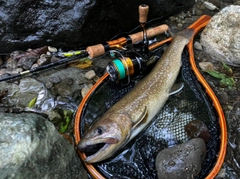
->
[77, 137, 118, 163]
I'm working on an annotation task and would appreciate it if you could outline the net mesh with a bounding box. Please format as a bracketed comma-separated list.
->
[80, 47, 220, 179]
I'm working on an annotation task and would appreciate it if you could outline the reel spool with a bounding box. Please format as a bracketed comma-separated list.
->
[106, 50, 146, 83]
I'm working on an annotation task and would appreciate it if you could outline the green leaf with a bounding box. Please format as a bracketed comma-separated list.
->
[222, 62, 233, 75]
[204, 69, 235, 89]
[59, 110, 73, 133]
[220, 77, 235, 89]
[204, 70, 226, 79]
[28, 97, 37, 108]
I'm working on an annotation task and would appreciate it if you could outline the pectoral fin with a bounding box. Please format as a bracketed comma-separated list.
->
[170, 83, 184, 95]
[132, 106, 148, 130]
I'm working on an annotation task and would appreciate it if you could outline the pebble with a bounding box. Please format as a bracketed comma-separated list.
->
[84, 70, 96, 80]
[45, 81, 53, 89]
[11, 68, 23, 74]
[203, 1, 218, 10]
[50, 75, 61, 84]
[63, 77, 73, 86]
[37, 54, 51, 66]
[184, 120, 210, 142]
[155, 138, 206, 179]
[17, 56, 38, 70]
[48, 46, 57, 53]
[81, 86, 91, 98]
[177, 23, 183, 28]
[194, 41, 203, 50]
[31, 63, 39, 69]
[198, 61, 215, 71]
[50, 56, 60, 62]
[93, 75, 99, 83]
[0, 68, 7, 76]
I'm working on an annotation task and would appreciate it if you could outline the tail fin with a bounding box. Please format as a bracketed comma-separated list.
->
[168, 28, 194, 41]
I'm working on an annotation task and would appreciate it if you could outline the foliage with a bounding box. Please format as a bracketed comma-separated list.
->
[204, 63, 235, 89]
[70, 57, 93, 68]
[59, 110, 73, 133]
[28, 97, 37, 108]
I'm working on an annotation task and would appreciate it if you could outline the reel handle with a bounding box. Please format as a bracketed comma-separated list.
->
[86, 24, 168, 58]
[139, 4, 149, 24]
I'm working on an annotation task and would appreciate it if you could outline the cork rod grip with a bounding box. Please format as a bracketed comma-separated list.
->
[139, 4, 149, 24]
[86, 44, 105, 59]
[86, 24, 169, 58]
[129, 24, 168, 44]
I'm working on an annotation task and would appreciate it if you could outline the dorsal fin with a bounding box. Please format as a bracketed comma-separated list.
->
[132, 106, 148, 130]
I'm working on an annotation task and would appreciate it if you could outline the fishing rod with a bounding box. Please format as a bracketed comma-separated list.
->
[0, 5, 168, 82]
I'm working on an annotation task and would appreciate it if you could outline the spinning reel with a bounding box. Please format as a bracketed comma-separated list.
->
[106, 4, 150, 84]
[106, 50, 147, 83]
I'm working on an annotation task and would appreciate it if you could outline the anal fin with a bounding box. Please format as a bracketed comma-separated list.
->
[170, 83, 184, 95]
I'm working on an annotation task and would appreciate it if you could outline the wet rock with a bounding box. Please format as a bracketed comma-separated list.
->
[0, 112, 87, 179]
[6, 57, 18, 70]
[57, 83, 72, 97]
[37, 54, 52, 66]
[36, 67, 88, 101]
[0, 78, 55, 111]
[201, 5, 240, 66]
[184, 120, 210, 142]
[17, 56, 38, 70]
[155, 138, 206, 179]
[227, 100, 240, 174]
[0, 0, 195, 53]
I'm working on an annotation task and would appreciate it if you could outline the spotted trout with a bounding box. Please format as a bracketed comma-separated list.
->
[77, 28, 194, 163]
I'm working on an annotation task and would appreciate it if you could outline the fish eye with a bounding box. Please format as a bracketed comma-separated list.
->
[96, 127, 103, 135]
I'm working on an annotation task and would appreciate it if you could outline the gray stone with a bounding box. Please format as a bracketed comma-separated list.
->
[17, 56, 38, 70]
[194, 41, 203, 51]
[0, 112, 88, 179]
[0, 0, 195, 53]
[200, 5, 240, 66]
[155, 138, 206, 179]
[85, 70, 96, 80]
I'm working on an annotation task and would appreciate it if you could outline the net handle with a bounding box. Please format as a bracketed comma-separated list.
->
[186, 15, 227, 179]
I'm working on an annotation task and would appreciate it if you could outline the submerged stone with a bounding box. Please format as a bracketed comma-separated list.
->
[184, 119, 210, 142]
[155, 138, 206, 179]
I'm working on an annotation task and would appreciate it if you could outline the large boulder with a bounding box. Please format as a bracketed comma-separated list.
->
[200, 5, 240, 66]
[0, 0, 194, 53]
[0, 112, 88, 179]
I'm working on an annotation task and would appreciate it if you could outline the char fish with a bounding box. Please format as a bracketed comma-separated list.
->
[77, 28, 194, 163]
